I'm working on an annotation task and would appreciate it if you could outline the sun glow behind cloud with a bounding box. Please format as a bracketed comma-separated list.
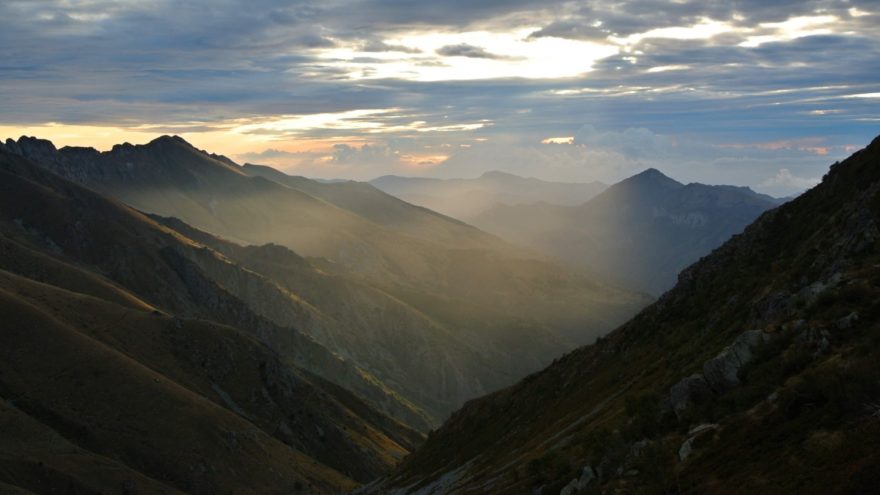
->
[316, 29, 618, 81]
[738, 15, 838, 47]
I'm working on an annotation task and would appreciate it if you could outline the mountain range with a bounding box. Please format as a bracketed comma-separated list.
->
[368, 135, 880, 494]
[3, 131, 877, 494]
[0, 135, 646, 428]
[468, 168, 784, 295]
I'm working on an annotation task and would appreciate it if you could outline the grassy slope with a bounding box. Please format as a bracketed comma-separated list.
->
[0, 273, 355, 494]
[0, 150, 431, 487]
[378, 137, 880, 494]
[0, 145, 433, 431]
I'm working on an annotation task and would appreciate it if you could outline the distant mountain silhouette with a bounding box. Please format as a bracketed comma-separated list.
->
[470, 167, 782, 295]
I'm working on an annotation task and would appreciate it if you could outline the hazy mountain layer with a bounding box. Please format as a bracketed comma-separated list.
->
[470, 168, 782, 295]
[3, 135, 647, 424]
[371, 137, 880, 494]
[370, 170, 607, 219]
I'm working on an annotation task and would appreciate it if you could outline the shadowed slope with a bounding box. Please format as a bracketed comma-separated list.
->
[0, 273, 356, 494]
[0, 148, 428, 488]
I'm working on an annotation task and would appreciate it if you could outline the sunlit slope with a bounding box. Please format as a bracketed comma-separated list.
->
[374, 136, 880, 494]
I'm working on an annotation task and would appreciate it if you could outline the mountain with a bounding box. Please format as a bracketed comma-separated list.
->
[469, 168, 783, 295]
[368, 136, 880, 494]
[370, 171, 607, 219]
[0, 145, 423, 492]
[3, 135, 647, 425]
[242, 163, 486, 247]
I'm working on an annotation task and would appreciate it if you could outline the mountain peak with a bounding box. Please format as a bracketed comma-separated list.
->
[147, 134, 193, 148]
[619, 167, 683, 189]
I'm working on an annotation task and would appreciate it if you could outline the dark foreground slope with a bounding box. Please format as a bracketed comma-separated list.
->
[373, 137, 880, 494]
[0, 148, 423, 492]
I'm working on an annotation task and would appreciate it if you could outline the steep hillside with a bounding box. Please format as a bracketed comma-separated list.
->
[470, 169, 781, 295]
[0, 146, 446, 492]
[0, 270, 414, 492]
[0, 144, 434, 431]
[372, 137, 880, 494]
[149, 214, 534, 421]
[370, 171, 607, 220]
[4, 135, 647, 420]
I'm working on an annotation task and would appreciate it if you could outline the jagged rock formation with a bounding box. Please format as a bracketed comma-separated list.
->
[370, 136, 880, 494]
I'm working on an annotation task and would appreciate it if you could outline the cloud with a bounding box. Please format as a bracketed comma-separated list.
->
[362, 39, 422, 53]
[235, 142, 435, 180]
[758, 168, 821, 195]
[436, 43, 520, 60]
[0, 0, 876, 192]
[528, 21, 611, 41]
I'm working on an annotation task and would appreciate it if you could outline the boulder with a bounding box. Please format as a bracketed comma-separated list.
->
[835, 312, 859, 330]
[678, 424, 718, 461]
[703, 330, 770, 392]
[669, 374, 712, 417]
[559, 466, 596, 495]
[796, 327, 831, 355]
[678, 437, 694, 461]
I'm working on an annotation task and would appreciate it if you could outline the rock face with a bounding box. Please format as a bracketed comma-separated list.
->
[702, 330, 772, 392]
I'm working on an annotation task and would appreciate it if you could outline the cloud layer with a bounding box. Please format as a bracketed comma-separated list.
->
[0, 0, 877, 195]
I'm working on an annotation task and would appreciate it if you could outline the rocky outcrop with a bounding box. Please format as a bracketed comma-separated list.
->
[668, 374, 712, 417]
[678, 424, 718, 461]
[702, 330, 772, 392]
[667, 329, 773, 416]
[560, 466, 596, 495]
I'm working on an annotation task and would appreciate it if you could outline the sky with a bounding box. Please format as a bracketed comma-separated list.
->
[0, 0, 878, 196]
